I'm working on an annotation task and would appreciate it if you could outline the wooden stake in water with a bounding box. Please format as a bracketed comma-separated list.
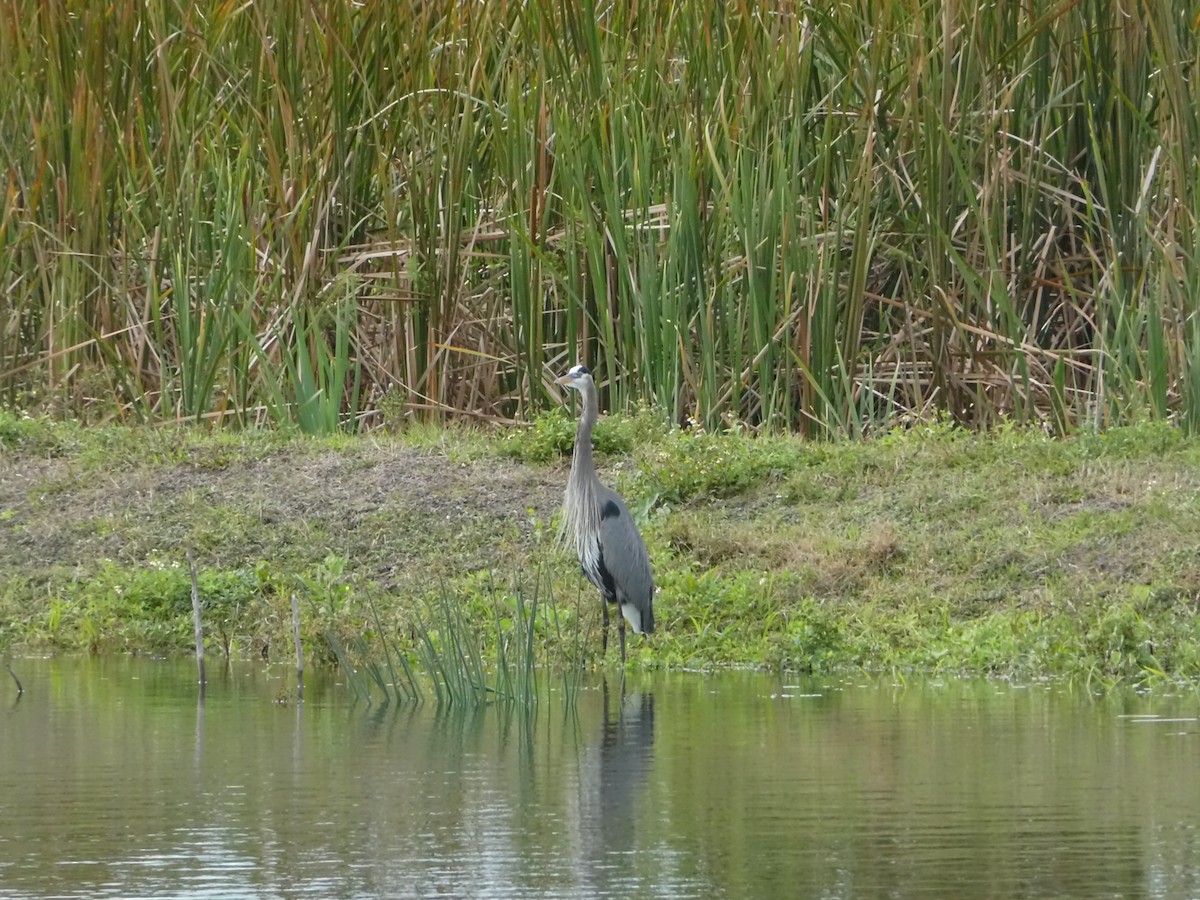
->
[291, 593, 304, 700]
[5, 663, 22, 698]
[187, 550, 207, 688]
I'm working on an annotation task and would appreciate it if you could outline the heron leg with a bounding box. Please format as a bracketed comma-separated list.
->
[618, 615, 627, 665]
[601, 600, 609, 656]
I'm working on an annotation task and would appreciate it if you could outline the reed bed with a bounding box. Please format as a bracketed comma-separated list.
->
[2, 0, 1197, 434]
[327, 578, 583, 709]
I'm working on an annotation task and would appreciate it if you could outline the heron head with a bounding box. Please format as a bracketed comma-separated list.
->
[555, 364, 592, 390]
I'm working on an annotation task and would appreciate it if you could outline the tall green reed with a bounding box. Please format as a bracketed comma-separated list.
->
[329, 575, 579, 710]
[2, 0, 1197, 434]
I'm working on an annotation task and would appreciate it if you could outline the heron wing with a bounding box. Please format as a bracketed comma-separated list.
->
[596, 487, 654, 616]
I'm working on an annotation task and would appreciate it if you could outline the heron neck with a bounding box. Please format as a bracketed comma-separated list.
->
[562, 379, 602, 552]
[570, 380, 600, 486]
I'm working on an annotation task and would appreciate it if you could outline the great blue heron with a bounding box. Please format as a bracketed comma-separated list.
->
[556, 365, 655, 663]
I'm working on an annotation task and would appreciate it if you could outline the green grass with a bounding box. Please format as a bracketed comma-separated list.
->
[3, 417, 1200, 685]
[2, 0, 1198, 433]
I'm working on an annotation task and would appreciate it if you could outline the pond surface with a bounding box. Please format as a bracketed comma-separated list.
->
[1, 657, 1198, 899]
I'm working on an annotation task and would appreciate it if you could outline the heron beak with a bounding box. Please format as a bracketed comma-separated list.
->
[555, 374, 573, 386]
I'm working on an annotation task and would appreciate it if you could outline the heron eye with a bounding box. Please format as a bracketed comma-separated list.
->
[576, 365, 591, 376]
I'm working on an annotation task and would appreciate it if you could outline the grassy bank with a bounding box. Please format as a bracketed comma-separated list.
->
[3, 411, 1199, 684]
[2, 0, 1199, 433]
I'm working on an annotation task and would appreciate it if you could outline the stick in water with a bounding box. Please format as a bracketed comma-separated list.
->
[291, 593, 304, 700]
[187, 550, 207, 687]
[5, 663, 22, 697]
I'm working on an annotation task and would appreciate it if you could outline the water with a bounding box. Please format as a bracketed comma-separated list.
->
[1, 658, 1199, 899]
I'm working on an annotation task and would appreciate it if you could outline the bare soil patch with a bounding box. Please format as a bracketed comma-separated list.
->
[0, 443, 566, 587]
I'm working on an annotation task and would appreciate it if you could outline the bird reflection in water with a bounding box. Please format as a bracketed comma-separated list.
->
[573, 678, 656, 892]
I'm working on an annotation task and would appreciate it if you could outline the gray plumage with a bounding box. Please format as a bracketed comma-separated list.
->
[557, 365, 655, 662]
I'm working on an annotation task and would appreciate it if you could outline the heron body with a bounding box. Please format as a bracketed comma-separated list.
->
[557, 365, 655, 662]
